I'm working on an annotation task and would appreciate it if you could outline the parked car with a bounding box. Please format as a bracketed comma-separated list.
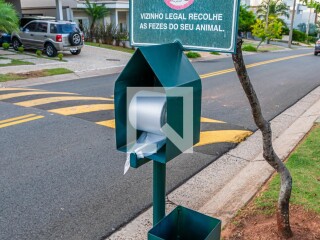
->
[11, 20, 84, 57]
[315, 39, 320, 56]
[0, 33, 11, 45]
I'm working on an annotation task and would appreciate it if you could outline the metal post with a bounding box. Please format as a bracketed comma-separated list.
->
[153, 161, 166, 226]
[288, 0, 297, 48]
[56, 0, 63, 21]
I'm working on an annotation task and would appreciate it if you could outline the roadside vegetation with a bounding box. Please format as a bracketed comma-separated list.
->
[85, 42, 135, 54]
[186, 51, 201, 58]
[242, 44, 257, 52]
[0, 56, 34, 67]
[239, 0, 320, 49]
[0, 0, 19, 33]
[222, 123, 320, 239]
[0, 68, 73, 82]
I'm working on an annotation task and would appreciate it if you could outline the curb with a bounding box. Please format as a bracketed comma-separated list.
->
[0, 66, 125, 88]
[106, 86, 320, 239]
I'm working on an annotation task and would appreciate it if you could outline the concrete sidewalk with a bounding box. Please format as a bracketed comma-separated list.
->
[107, 86, 320, 240]
[0, 45, 131, 75]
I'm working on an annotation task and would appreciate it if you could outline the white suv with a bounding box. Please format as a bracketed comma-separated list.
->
[12, 20, 84, 57]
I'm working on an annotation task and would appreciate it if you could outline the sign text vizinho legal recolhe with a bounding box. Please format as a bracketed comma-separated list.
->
[130, 0, 241, 53]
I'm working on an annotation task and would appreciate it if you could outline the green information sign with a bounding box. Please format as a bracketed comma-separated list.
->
[130, 0, 241, 53]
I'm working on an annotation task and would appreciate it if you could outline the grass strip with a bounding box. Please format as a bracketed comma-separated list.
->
[85, 42, 135, 54]
[0, 57, 34, 67]
[0, 68, 73, 82]
[255, 124, 320, 215]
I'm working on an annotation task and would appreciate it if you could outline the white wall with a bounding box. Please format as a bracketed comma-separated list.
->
[21, 0, 77, 8]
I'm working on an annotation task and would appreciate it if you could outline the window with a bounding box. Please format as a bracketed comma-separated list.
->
[50, 24, 58, 33]
[24, 22, 37, 32]
[37, 22, 48, 33]
[56, 24, 80, 34]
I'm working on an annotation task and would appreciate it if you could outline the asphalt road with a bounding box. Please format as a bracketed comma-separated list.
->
[0, 48, 319, 240]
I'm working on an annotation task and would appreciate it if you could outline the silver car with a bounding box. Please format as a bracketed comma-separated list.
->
[12, 20, 84, 57]
[315, 39, 320, 56]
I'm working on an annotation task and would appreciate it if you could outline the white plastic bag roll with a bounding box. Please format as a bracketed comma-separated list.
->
[129, 91, 167, 135]
[124, 91, 167, 174]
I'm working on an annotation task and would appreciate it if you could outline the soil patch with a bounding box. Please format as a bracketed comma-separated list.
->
[222, 205, 320, 240]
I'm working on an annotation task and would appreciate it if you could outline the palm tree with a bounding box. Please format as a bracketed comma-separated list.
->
[0, 0, 19, 33]
[84, 0, 109, 35]
[302, 0, 320, 37]
[257, 0, 290, 20]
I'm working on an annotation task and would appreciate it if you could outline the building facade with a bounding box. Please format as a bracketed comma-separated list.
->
[20, 0, 129, 31]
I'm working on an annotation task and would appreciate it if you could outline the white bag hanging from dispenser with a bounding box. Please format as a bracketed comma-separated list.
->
[124, 91, 167, 174]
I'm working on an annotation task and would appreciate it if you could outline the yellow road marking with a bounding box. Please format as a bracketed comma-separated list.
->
[200, 53, 310, 79]
[49, 104, 114, 115]
[0, 114, 36, 124]
[0, 91, 78, 100]
[0, 88, 38, 91]
[16, 96, 113, 107]
[195, 130, 252, 147]
[201, 68, 234, 78]
[0, 115, 44, 129]
[201, 117, 226, 124]
[96, 119, 116, 128]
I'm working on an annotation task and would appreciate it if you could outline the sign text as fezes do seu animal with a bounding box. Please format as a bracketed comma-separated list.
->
[130, 0, 241, 53]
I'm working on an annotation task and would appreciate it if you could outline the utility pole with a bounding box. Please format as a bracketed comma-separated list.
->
[288, 0, 297, 48]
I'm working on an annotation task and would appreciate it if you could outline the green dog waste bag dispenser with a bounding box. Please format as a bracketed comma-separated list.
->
[114, 42, 202, 166]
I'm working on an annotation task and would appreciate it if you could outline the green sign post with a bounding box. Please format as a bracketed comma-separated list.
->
[130, 0, 241, 53]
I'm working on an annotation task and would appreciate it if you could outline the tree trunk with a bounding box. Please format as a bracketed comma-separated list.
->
[257, 39, 264, 50]
[232, 38, 293, 239]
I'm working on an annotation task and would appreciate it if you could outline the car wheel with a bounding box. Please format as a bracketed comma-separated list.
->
[45, 43, 57, 57]
[12, 38, 21, 51]
[70, 49, 81, 55]
[69, 32, 82, 46]
[314, 52, 318, 56]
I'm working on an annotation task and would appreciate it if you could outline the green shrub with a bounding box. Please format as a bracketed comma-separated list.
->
[36, 50, 42, 57]
[210, 52, 220, 55]
[242, 44, 257, 52]
[17, 46, 24, 53]
[2, 42, 10, 50]
[292, 29, 307, 42]
[58, 53, 63, 61]
[307, 36, 317, 44]
[186, 51, 201, 58]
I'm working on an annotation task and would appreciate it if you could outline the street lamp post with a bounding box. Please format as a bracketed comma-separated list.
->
[288, 0, 297, 48]
[56, 0, 63, 21]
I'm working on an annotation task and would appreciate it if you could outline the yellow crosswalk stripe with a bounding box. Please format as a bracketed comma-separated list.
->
[201, 117, 226, 124]
[96, 119, 116, 128]
[200, 53, 310, 79]
[0, 91, 78, 100]
[0, 114, 36, 124]
[195, 130, 252, 147]
[0, 115, 44, 129]
[49, 104, 114, 115]
[16, 96, 113, 107]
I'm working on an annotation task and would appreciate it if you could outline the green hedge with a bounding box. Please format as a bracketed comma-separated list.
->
[292, 29, 307, 42]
